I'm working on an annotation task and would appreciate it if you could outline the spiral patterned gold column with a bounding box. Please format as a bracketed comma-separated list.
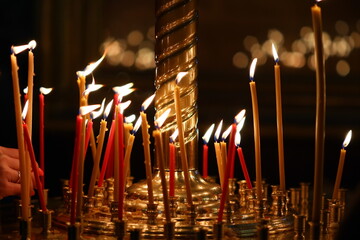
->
[154, 0, 199, 169]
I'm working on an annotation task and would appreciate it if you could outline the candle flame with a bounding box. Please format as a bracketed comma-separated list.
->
[235, 132, 241, 147]
[214, 120, 223, 142]
[12, 40, 37, 55]
[235, 109, 246, 124]
[342, 130, 352, 148]
[125, 114, 136, 123]
[77, 51, 106, 77]
[170, 129, 179, 143]
[103, 100, 113, 119]
[221, 125, 232, 141]
[272, 43, 279, 63]
[23, 86, 28, 94]
[83, 77, 103, 96]
[237, 116, 246, 132]
[91, 98, 105, 119]
[22, 100, 29, 120]
[133, 116, 142, 134]
[113, 83, 134, 93]
[40, 87, 53, 95]
[249, 58, 258, 81]
[141, 94, 155, 111]
[119, 100, 131, 114]
[175, 72, 188, 84]
[155, 108, 171, 128]
[80, 104, 101, 116]
[202, 123, 215, 145]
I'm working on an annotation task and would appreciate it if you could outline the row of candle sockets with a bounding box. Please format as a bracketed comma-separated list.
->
[9, 39, 353, 224]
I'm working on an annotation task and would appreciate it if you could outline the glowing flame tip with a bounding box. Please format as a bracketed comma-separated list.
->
[91, 99, 105, 119]
[80, 104, 101, 116]
[214, 120, 223, 142]
[40, 87, 53, 95]
[170, 129, 179, 142]
[175, 72, 188, 84]
[202, 124, 215, 144]
[271, 43, 279, 63]
[141, 94, 155, 111]
[22, 100, 29, 120]
[249, 58, 258, 81]
[342, 130, 352, 148]
[235, 132, 241, 146]
[155, 109, 171, 128]
[133, 116, 142, 133]
[103, 100, 113, 119]
[222, 125, 232, 140]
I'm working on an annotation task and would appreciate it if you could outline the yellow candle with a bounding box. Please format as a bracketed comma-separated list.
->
[220, 141, 227, 179]
[174, 76, 193, 205]
[272, 44, 286, 193]
[124, 122, 133, 177]
[90, 129, 97, 165]
[249, 58, 262, 201]
[311, 2, 326, 225]
[77, 75, 86, 107]
[88, 119, 107, 198]
[10, 52, 30, 220]
[214, 142, 224, 187]
[26, 49, 34, 137]
[123, 134, 135, 187]
[140, 111, 154, 204]
[153, 128, 171, 223]
[332, 130, 352, 200]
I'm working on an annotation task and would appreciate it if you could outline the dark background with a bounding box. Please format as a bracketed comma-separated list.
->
[0, 0, 359, 198]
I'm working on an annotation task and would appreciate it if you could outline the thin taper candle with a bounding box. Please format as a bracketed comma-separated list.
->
[272, 43, 286, 193]
[311, 2, 326, 225]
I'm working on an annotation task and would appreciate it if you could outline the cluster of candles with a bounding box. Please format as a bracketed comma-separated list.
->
[8, 2, 353, 239]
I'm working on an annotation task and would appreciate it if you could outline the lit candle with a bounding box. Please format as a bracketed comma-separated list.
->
[214, 120, 224, 187]
[202, 124, 215, 179]
[39, 87, 53, 189]
[22, 101, 46, 212]
[174, 72, 193, 205]
[332, 130, 352, 200]
[169, 129, 179, 198]
[98, 119, 115, 187]
[272, 43, 286, 193]
[228, 110, 246, 179]
[311, 0, 326, 225]
[235, 132, 252, 189]
[76, 105, 100, 219]
[153, 109, 171, 223]
[124, 114, 135, 177]
[123, 116, 141, 185]
[140, 94, 156, 204]
[26, 41, 36, 138]
[88, 100, 111, 198]
[220, 125, 232, 174]
[70, 114, 83, 224]
[10, 45, 30, 220]
[249, 58, 263, 201]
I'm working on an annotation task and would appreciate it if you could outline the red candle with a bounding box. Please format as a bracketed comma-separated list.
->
[98, 119, 115, 187]
[169, 129, 178, 198]
[202, 124, 214, 179]
[70, 115, 83, 224]
[23, 123, 46, 212]
[39, 93, 45, 187]
[237, 147, 252, 189]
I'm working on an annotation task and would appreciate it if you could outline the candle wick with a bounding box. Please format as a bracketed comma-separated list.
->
[250, 77, 254, 82]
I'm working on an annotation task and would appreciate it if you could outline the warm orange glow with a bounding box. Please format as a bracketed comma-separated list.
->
[12, 40, 37, 55]
[77, 51, 106, 77]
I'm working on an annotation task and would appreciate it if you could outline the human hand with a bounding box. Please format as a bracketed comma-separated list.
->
[0, 146, 43, 199]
